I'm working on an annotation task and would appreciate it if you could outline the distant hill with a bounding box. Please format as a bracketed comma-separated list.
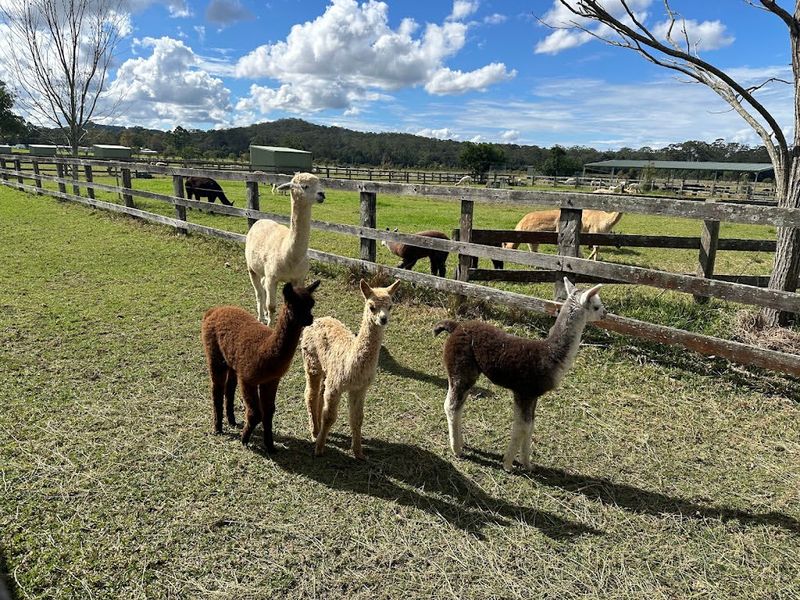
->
[24, 117, 770, 174]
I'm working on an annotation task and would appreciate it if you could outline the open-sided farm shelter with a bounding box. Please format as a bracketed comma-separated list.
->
[0, 145, 10, 154]
[584, 160, 775, 182]
[28, 144, 57, 156]
[250, 145, 312, 173]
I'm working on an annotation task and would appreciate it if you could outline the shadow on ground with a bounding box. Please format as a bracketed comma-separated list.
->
[270, 432, 599, 541]
[465, 448, 799, 534]
[0, 546, 17, 600]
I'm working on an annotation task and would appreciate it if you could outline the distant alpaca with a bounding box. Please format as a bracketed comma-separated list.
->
[434, 278, 605, 471]
[455, 175, 473, 186]
[503, 209, 623, 260]
[201, 281, 320, 451]
[185, 176, 232, 206]
[245, 173, 325, 324]
[302, 279, 400, 459]
[381, 228, 450, 277]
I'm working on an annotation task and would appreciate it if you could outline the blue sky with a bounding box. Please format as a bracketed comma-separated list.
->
[16, 1, 798, 148]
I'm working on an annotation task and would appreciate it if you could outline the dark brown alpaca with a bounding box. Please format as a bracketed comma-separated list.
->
[381, 229, 450, 277]
[434, 278, 606, 471]
[201, 280, 320, 451]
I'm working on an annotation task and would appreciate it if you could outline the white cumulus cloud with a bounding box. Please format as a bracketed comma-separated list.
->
[500, 129, 520, 142]
[651, 18, 734, 51]
[234, 0, 513, 117]
[448, 0, 479, 21]
[104, 36, 232, 128]
[415, 127, 459, 140]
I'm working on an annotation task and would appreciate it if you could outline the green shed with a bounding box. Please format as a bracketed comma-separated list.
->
[92, 144, 132, 159]
[250, 145, 312, 173]
[0, 145, 11, 154]
[29, 144, 57, 156]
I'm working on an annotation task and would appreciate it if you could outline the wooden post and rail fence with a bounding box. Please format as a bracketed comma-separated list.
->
[0, 154, 798, 376]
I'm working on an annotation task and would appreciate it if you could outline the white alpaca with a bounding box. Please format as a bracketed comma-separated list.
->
[301, 279, 401, 459]
[455, 175, 473, 186]
[625, 182, 641, 193]
[245, 172, 325, 324]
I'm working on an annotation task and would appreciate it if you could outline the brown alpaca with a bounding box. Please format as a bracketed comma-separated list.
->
[201, 280, 320, 451]
[381, 229, 450, 277]
[434, 278, 606, 472]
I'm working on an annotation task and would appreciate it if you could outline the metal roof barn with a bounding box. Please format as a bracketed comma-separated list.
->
[250, 145, 312, 173]
[92, 144, 132, 159]
[28, 144, 57, 156]
[584, 159, 774, 181]
[0, 145, 10, 154]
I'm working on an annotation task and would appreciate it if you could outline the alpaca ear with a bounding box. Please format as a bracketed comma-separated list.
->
[563, 277, 576, 296]
[359, 279, 372, 299]
[306, 279, 321, 294]
[386, 280, 401, 296]
[282, 282, 295, 299]
[580, 284, 603, 304]
[275, 181, 292, 191]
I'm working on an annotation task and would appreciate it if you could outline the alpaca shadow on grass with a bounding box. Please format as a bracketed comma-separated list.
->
[465, 448, 799, 535]
[378, 346, 494, 397]
[0, 545, 18, 600]
[271, 432, 599, 541]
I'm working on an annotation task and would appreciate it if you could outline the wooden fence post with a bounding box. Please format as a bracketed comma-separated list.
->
[71, 162, 80, 197]
[695, 202, 720, 304]
[56, 163, 66, 196]
[555, 208, 582, 301]
[84, 165, 95, 199]
[359, 190, 377, 262]
[457, 199, 474, 282]
[246, 180, 259, 229]
[32, 160, 42, 195]
[13, 159, 23, 189]
[0, 158, 6, 182]
[172, 175, 187, 235]
[121, 167, 133, 207]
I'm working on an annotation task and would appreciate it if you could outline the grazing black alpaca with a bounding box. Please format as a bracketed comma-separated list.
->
[381, 228, 450, 277]
[185, 176, 232, 206]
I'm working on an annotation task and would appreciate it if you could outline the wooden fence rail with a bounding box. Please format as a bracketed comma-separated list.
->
[1, 156, 798, 376]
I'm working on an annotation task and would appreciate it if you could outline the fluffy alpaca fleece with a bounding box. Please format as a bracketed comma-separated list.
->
[503, 209, 623, 261]
[245, 172, 325, 324]
[381, 228, 450, 277]
[434, 278, 605, 472]
[301, 279, 401, 459]
[201, 280, 320, 451]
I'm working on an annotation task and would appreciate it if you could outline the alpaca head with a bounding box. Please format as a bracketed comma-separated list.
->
[275, 172, 325, 206]
[563, 278, 606, 322]
[359, 279, 400, 327]
[380, 227, 399, 249]
[282, 279, 321, 326]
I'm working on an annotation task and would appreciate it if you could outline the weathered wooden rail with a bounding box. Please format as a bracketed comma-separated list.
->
[0, 154, 798, 376]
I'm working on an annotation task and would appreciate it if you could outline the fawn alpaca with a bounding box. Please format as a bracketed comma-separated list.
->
[381, 228, 450, 277]
[434, 278, 605, 471]
[201, 281, 320, 451]
[301, 279, 401, 459]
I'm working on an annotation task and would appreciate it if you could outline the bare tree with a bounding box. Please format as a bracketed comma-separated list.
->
[0, 0, 125, 156]
[547, 0, 799, 327]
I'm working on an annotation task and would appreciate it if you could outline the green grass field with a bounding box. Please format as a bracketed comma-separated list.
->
[1, 184, 798, 599]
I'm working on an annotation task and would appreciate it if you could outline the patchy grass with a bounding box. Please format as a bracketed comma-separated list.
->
[1, 187, 799, 599]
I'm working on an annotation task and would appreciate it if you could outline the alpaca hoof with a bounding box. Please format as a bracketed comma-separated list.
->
[503, 461, 515, 473]
[353, 451, 366, 461]
[266, 444, 279, 454]
[213, 427, 223, 435]
[313, 446, 325, 457]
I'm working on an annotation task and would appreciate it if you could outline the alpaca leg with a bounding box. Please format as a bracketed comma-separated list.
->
[588, 245, 598, 261]
[503, 402, 529, 472]
[444, 379, 471, 457]
[515, 395, 538, 471]
[264, 278, 278, 326]
[258, 380, 279, 453]
[303, 367, 323, 439]
[224, 368, 239, 428]
[348, 387, 367, 460]
[210, 368, 226, 434]
[314, 389, 341, 456]
[240, 383, 262, 446]
[528, 243, 540, 253]
[248, 268, 266, 322]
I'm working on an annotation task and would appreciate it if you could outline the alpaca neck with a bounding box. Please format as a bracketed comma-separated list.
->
[352, 306, 384, 368]
[258, 305, 303, 367]
[286, 195, 311, 261]
[545, 299, 589, 374]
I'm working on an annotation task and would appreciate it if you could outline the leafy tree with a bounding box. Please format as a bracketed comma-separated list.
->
[0, 80, 25, 142]
[459, 142, 506, 179]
